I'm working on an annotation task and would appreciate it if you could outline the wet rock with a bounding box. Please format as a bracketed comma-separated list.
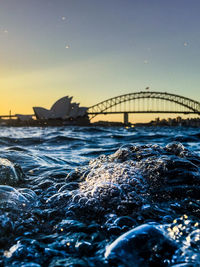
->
[113, 216, 136, 229]
[55, 219, 87, 233]
[188, 229, 200, 251]
[0, 185, 29, 209]
[172, 225, 200, 265]
[165, 142, 188, 157]
[18, 188, 38, 202]
[170, 264, 196, 267]
[37, 179, 54, 190]
[74, 162, 147, 216]
[105, 224, 177, 267]
[0, 213, 14, 238]
[136, 154, 200, 201]
[46, 190, 72, 207]
[24, 264, 42, 267]
[10, 262, 41, 267]
[107, 226, 122, 236]
[3, 239, 44, 265]
[48, 257, 88, 267]
[75, 241, 93, 256]
[0, 158, 24, 186]
[66, 168, 89, 183]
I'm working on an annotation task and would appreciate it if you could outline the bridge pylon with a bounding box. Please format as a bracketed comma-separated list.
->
[124, 112, 129, 126]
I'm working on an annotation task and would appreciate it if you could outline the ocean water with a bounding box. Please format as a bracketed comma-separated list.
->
[0, 126, 200, 267]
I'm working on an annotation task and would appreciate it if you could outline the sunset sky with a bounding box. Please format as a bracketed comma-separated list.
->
[0, 0, 200, 122]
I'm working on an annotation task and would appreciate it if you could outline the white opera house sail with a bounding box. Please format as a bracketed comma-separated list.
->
[33, 96, 89, 125]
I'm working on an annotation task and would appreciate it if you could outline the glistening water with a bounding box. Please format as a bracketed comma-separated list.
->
[0, 126, 200, 267]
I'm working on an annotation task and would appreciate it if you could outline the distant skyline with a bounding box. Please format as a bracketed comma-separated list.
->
[0, 0, 200, 122]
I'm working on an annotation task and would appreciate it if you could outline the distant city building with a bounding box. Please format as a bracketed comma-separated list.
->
[16, 114, 33, 121]
[149, 116, 200, 127]
[33, 96, 88, 120]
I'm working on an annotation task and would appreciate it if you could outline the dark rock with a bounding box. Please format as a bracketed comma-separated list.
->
[105, 224, 177, 267]
[0, 158, 24, 186]
[75, 241, 93, 256]
[0, 185, 29, 209]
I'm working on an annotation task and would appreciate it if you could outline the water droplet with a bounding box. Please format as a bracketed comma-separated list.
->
[65, 45, 70, 49]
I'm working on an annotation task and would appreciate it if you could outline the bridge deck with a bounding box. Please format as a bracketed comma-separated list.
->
[88, 111, 199, 115]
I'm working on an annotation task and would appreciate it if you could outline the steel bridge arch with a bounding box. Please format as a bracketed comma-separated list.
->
[88, 91, 200, 117]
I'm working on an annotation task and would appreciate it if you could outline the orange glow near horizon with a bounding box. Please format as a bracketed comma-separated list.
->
[91, 113, 198, 124]
[0, 72, 198, 124]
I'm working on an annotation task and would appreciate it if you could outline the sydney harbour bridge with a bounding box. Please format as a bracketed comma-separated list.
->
[88, 91, 200, 124]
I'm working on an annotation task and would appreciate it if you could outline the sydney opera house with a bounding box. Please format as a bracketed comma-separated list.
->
[32, 96, 89, 125]
[33, 96, 87, 119]
[0, 96, 90, 126]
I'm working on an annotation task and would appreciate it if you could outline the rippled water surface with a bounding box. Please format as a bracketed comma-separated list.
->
[0, 126, 200, 267]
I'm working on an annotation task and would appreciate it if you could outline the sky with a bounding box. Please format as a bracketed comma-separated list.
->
[0, 0, 200, 123]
